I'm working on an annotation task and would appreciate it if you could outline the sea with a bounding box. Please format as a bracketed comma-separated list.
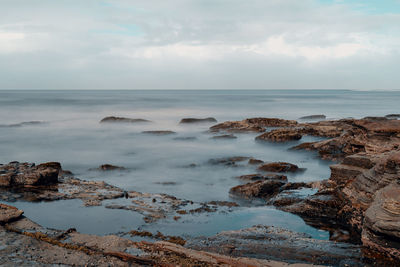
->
[0, 89, 399, 239]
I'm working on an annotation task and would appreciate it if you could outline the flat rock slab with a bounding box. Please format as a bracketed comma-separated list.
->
[179, 117, 217, 124]
[0, 204, 23, 223]
[100, 116, 150, 123]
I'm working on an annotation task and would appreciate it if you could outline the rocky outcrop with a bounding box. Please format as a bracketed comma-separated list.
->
[100, 116, 150, 123]
[229, 180, 286, 199]
[256, 129, 302, 142]
[179, 117, 217, 124]
[208, 156, 249, 166]
[258, 162, 300, 173]
[187, 225, 363, 266]
[210, 118, 298, 133]
[0, 162, 61, 187]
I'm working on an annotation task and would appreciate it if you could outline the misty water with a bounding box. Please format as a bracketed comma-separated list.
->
[1, 90, 399, 240]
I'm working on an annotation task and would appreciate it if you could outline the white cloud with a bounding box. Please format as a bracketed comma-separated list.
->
[0, 0, 399, 89]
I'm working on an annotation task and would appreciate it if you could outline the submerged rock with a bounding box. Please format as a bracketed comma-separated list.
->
[0, 121, 45, 128]
[210, 134, 237, 140]
[142, 130, 176, 135]
[100, 116, 150, 123]
[0, 161, 61, 187]
[208, 156, 249, 166]
[97, 164, 126, 171]
[258, 162, 300, 173]
[248, 158, 264, 165]
[299, 115, 326, 120]
[179, 117, 217, 124]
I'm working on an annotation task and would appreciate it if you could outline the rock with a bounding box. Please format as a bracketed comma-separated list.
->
[210, 117, 298, 133]
[142, 130, 176, 135]
[186, 225, 363, 266]
[248, 158, 264, 165]
[210, 134, 237, 139]
[258, 162, 300, 173]
[299, 115, 326, 120]
[280, 182, 311, 191]
[208, 156, 249, 166]
[229, 180, 285, 199]
[362, 182, 400, 259]
[256, 129, 302, 142]
[237, 174, 287, 182]
[179, 117, 217, 124]
[0, 161, 61, 187]
[173, 137, 197, 141]
[386, 114, 400, 119]
[0, 204, 23, 223]
[100, 116, 150, 123]
[0, 121, 45, 128]
[98, 164, 126, 171]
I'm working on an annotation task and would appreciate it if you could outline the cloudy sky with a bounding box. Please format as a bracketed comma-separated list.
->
[1, 0, 399, 90]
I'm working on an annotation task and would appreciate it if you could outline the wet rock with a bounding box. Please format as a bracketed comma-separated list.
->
[0, 161, 61, 187]
[280, 182, 311, 191]
[299, 115, 326, 120]
[237, 173, 287, 182]
[256, 129, 302, 142]
[100, 116, 150, 123]
[229, 180, 285, 199]
[97, 164, 126, 171]
[248, 158, 264, 165]
[210, 134, 237, 139]
[179, 117, 217, 124]
[257, 162, 300, 173]
[0, 121, 45, 128]
[142, 130, 176, 135]
[186, 225, 363, 266]
[208, 156, 249, 166]
[0, 204, 23, 223]
[207, 201, 239, 207]
[386, 114, 400, 119]
[173, 136, 197, 141]
[210, 117, 298, 133]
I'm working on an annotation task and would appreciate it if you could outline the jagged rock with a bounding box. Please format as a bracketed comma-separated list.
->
[179, 117, 217, 124]
[100, 116, 150, 123]
[0, 162, 61, 187]
[229, 180, 285, 199]
[299, 115, 326, 120]
[210, 117, 298, 133]
[258, 162, 300, 173]
[256, 129, 302, 142]
[362, 182, 400, 260]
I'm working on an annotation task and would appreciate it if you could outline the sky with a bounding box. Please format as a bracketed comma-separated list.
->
[0, 0, 399, 90]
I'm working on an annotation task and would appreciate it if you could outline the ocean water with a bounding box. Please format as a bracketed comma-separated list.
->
[1, 89, 399, 239]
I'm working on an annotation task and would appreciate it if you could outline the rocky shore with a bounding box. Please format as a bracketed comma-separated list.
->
[1, 115, 400, 266]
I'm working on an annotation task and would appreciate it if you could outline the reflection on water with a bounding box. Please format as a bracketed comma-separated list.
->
[1, 90, 399, 238]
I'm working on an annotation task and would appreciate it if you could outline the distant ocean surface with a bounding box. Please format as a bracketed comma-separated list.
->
[1, 89, 399, 237]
